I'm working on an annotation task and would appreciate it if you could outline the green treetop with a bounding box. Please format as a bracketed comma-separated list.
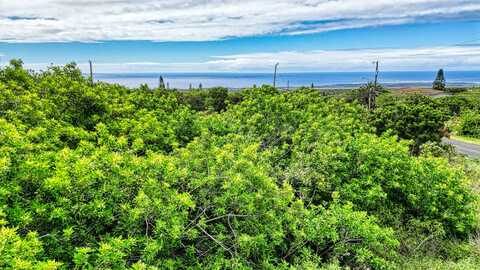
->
[433, 68, 446, 91]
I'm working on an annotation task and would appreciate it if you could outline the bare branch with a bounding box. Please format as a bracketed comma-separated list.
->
[228, 214, 238, 256]
[196, 224, 234, 257]
[283, 240, 307, 260]
[204, 214, 251, 223]
[38, 234, 51, 239]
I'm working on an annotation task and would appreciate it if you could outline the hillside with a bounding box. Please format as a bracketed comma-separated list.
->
[0, 61, 479, 269]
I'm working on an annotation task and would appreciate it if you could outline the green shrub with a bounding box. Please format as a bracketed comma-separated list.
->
[0, 63, 478, 269]
[458, 110, 480, 138]
[178, 87, 229, 112]
[446, 87, 468, 93]
[205, 87, 229, 112]
[437, 96, 479, 116]
[372, 95, 448, 153]
[0, 226, 61, 269]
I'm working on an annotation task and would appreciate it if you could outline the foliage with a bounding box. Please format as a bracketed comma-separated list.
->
[458, 110, 480, 138]
[158, 76, 165, 90]
[372, 95, 448, 153]
[437, 95, 480, 139]
[419, 141, 457, 159]
[446, 87, 468, 93]
[345, 82, 386, 108]
[0, 61, 478, 269]
[178, 87, 230, 112]
[437, 96, 479, 116]
[433, 69, 446, 91]
[0, 226, 61, 269]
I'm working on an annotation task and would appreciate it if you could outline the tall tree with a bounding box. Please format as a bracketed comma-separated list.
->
[159, 76, 165, 89]
[433, 69, 446, 91]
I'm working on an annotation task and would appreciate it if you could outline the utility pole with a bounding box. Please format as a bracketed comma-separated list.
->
[89, 60, 93, 86]
[287, 80, 290, 91]
[373, 60, 379, 90]
[273, 63, 279, 88]
[369, 60, 380, 110]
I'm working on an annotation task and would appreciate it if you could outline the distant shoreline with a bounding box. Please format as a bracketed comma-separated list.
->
[86, 71, 480, 89]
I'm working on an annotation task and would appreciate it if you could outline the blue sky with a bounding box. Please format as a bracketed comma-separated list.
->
[0, 0, 479, 72]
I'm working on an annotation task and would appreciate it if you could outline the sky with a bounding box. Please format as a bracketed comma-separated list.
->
[0, 0, 479, 73]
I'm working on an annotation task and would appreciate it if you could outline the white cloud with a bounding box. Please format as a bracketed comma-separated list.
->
[13, 45, 480, 72]
[0, 0, 478, 42]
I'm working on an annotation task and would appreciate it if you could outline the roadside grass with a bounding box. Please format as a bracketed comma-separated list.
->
[399, 257, 480, 270]
[453, 87, 480, 98]
[450, 135, 480, 145]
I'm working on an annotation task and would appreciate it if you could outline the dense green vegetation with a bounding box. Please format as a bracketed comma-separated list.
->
[432, 69, 446, 91]
[456, 111, 480, 139]
[373, 95, 448, 153]
[0, 61, 479, 269]
[437, 90, 480, 139]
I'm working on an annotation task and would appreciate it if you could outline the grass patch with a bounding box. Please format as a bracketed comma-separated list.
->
[453, 87, 480, 98]
[450, 135, 480, 145]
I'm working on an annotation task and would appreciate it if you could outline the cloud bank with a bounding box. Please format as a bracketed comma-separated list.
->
[10, 45, 480, 72]
[0, 0, 479, 42]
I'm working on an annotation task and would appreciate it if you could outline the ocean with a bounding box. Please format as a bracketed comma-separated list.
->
[93, 71, 480, 89]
